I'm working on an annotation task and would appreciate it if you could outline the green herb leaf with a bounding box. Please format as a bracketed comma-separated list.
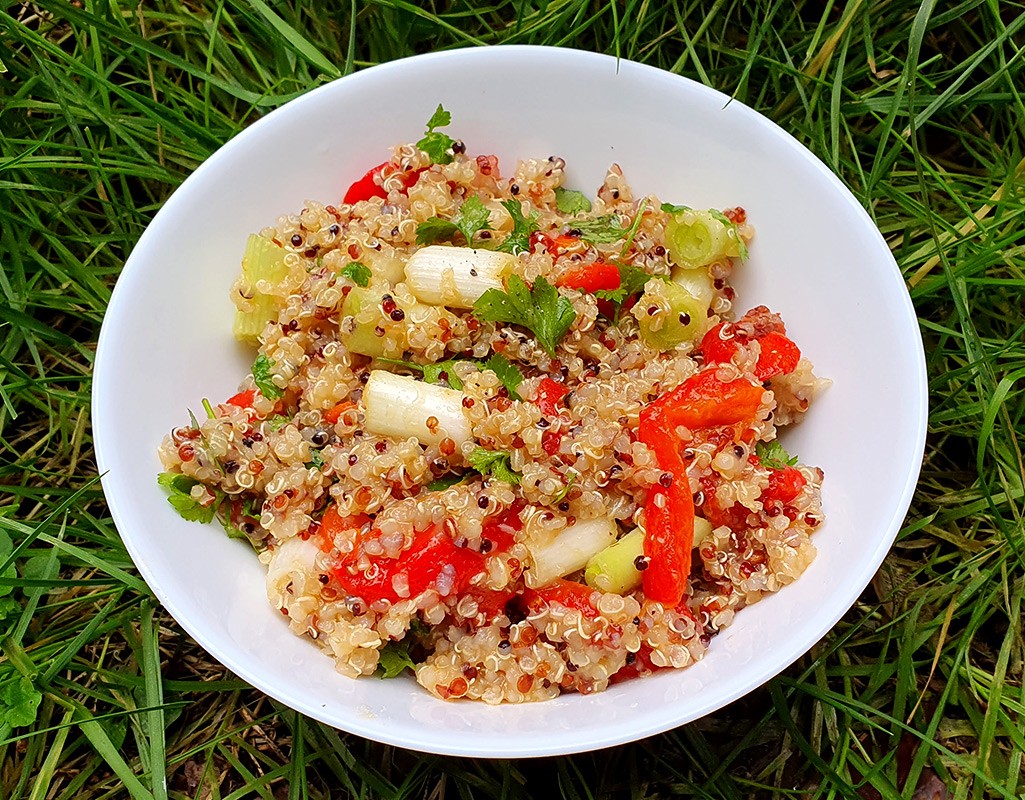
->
[376, 638, 417, 679]
[497, 199, 540, 255]
[252, 354, 284, 400]
[157, 472, 216, 524]
[756, 441, 799, 470]
[619, 200, 649, 255]
[415, 217, 459, 246]
[305, 449, 325, 470]
[661, 202, 690, 213]
[426, 474, 467, 492]
[340, 262, 372, 287]
[416, 103, 455, 165]
[0, 676, 42, 728]
[453, 196, 493, 245]
[483, 354, 523, 400]
[468, 447, 520, 484]
[267, 414, 292, 432]
[555, 187, 592, 214]
[473, 275, 576, 357]
[377, 358, 466, 390]
[595, 263, 653, 307]
[552, 472, 577, 503]
[573, 214, 628, 245]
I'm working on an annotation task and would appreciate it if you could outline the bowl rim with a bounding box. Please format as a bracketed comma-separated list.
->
[93, 44, 928, 757]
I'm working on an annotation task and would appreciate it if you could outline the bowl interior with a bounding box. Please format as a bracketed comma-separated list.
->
[93, 46, 926, 757]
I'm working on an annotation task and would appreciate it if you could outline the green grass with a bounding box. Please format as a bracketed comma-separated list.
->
[1, 0, 1024, 797]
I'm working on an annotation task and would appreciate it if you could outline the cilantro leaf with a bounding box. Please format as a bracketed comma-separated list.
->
[594, 263, 653, 307]
[661, 202, 690, 213]
[378, 357, 467, 390]
[305, 449, 325, 470]
[157, 472, 216, 524]
[0, 677, 42, 728]
[415, 217, 459, 245]
[756, 441, 799, 470]
[267, 414, 292, 431]
[619, 199, 649, 255]
[497, 199, 540, 255]
[468, 447, 520, 484]
[473, 275, 576, 357]
[416, 103, 455, 165]
[416, 196, 492, 246]
[483, 354, 523, 400]
[426, 474, 467, 491]
[252, 354, 284, 400]
[552, 472, 577, 503]
[555, 187, 592, 215]
[340, 261, 371, 287]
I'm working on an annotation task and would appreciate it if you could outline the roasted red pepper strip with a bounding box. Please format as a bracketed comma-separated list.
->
[535, 377, 570, 417]
[637, 369, 765, 605]
[343, 162, 389, 204]
[226, 389, 255, 408]
[761, 466, 806, 505]
[555, 262, 621, 292]
[523, 579, 599, 617]
[323, 401, 356, 425]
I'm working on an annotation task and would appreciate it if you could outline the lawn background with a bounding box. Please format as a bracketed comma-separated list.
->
[1, 1, 1024, 797]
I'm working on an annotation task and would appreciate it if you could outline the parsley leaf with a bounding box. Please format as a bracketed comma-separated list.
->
[483, 354, 524, 400]
[426, 474, 467, 491]
[552, 472, 577, 503]
[0, 676, 42, 729]
[756, 441, 799, 470]
[661, 202, 690, 213]
[468, 447, 520, 484]
[340, 261, 371, 287]
[416, 196, 493, 247]
[305, 449, 325, 470]
[415, 217, 459, 245]
[594, 263, 654, 307]
[252, 354, 284, 400]
[267, 414, 292, 431]
[378, 358, 466, 390]
[497, 199, 540, 255]
[555, 187, 592, 214]
[416, 104, 456, 165]
[376, 637, 418, 679]
[157, 472, 216, 523]
[573, 214, 628, 245]
[473, 275, 576, 357]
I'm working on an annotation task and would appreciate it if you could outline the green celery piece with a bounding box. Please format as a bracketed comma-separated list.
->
[233, 234, 289, 343]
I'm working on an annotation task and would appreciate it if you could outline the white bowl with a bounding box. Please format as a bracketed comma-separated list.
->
[93, 46, 927, 757]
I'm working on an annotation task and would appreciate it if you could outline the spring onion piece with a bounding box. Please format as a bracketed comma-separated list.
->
[525, 517, 618, 588]
[671, 266, 715, 310]
[233, 234, 289, 343]
[363, 370, 472, 447]
[404, 245, 515, 308]
[636, 278, 709, 350]
[665, 209, 741, 269]
[584, 518, 714, 595]
[340, 287, 393, 358]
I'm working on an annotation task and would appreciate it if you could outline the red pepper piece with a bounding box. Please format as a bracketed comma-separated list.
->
[323, 401, 356, 425]
[645, 369, 764, 432]
[462, 587, 517, 626]
[226, 389, 255, 408]
[753, 331, 801, 381]
[535, 378, 570, 417]
[343, 162, 389, 204]
[555, 262, 621, 293]
[523, 579, 599, 618]
[610, 645, 660, 684]
[480, 506, 522, 554]
[641, 479, 694, 606]
[541, 429, 562, 455]
[761, 466, 806, 505]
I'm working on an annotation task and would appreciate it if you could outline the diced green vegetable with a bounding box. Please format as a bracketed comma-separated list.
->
[584, 528, 645, 594]
[340, 287, 391, 358]
[635, 278, 709, 350]
[233, 234, 290, 343]
[664, 208, 741, 269]
[670, 265, 715, 310]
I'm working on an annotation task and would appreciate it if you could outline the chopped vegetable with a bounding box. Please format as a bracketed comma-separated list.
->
[556, 261, 621, 293]
[363, 370, 472, 447]
[554, 187, 592, 215]
[467, 447, 520, 484]
[525, 517, 618, 588]
[664, 207, 743, 269]
[572, 214, 630, 245]
[323, 401, 356, 425]
[523, 579, 599, 618]
[535, 377, 569, 417]
[762, 466, 807, 504]
[473, 275, 576, 357]
[405, 245, 514, 308]
[233, 234, 289, 343]
[699, 309, 801, 381]
[343, 162, 389, 204]
[340, 262, 372, 287]
[584, 528, 645, 594]
[416, 104, 456, 165]
[635, 277, 709, 351]
[339, 287, 396, 359]
[425, 474, 467, 492]
[226, 389, 255, 408]
[251, 354, 283, 400]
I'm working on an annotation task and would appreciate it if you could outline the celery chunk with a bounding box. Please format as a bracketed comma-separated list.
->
[233, 234, 289, 344]
[636, 278, 709, 351]
[340, 287, 392, 358]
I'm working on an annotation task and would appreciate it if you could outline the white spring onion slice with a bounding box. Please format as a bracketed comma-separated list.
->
[404, 245, 515, 308]
[525, 517, 619, 589]
[362, 370, 472, 447]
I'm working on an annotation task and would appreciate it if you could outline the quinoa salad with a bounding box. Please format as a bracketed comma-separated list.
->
[158, 107, 827, 704]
